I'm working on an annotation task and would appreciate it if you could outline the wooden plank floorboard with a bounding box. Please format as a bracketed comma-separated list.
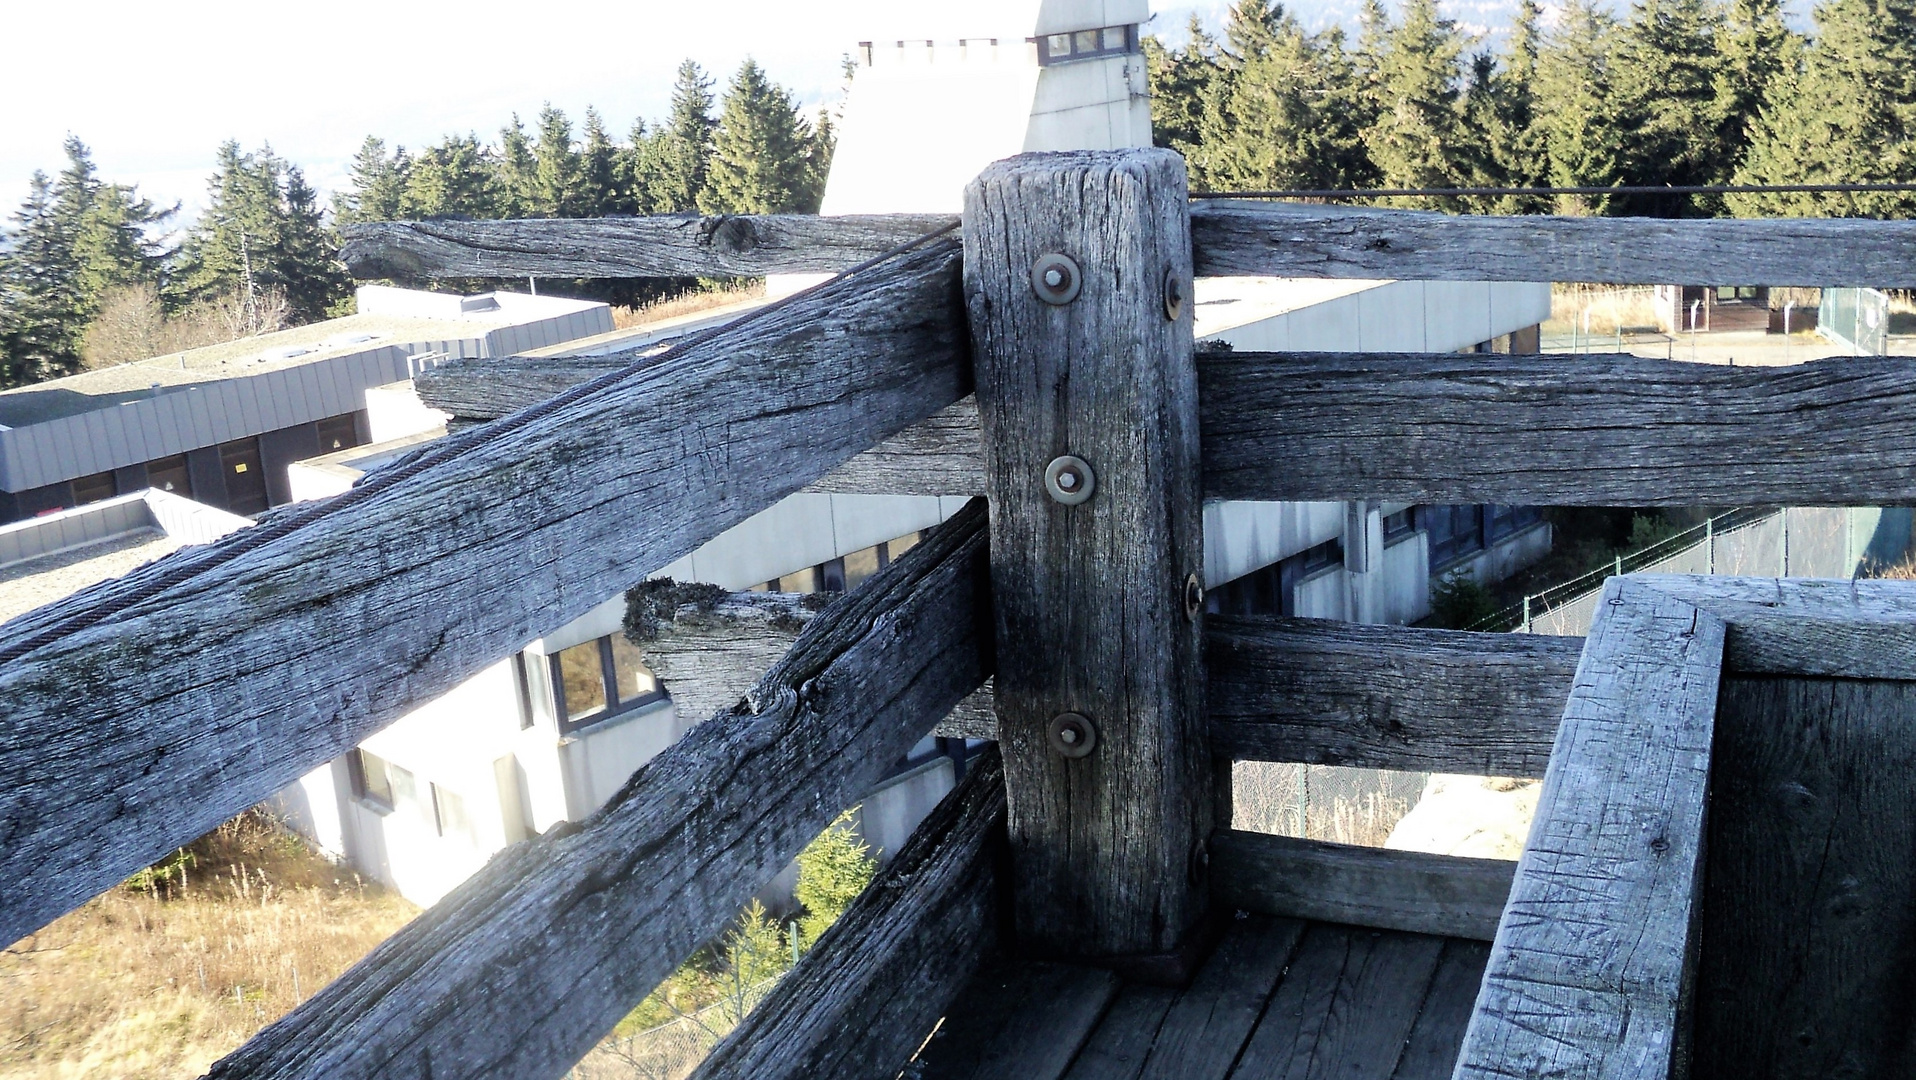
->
[1390, 940, 1491, 1080]
[916, 960, 1121, 1080]
[1059, 986, 1181, 1080]
[1229, 924, 1448, 1080]
[1133, 917, 1305, 1080]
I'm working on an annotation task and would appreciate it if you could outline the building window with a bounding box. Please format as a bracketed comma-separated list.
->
[550, 634, 668, 734]
[1485, 505, 1543, 542]
[1035, 23, 1137, 64]
[1382, 508, 1416, 543]
[72, 472, 116, 506]
[1298, 537, 1345, 574]
[146, 454, 191, 497]
[1420, 505, 1486, 569]
[762, 530, 925, 596]
[432, 783, 471, 841]
[350, 748, 396, 810]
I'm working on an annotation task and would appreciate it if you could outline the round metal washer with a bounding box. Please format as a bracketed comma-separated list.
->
[1164, 267, 1187, 322]
[1048, 712, 1098, 759]
[1044, 455, 1096, 505]
[1031, 253, 1082, 305]
[1184, 572, 1205, 620]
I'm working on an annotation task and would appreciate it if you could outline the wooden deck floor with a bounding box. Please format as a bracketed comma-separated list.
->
[913, 915, 1489, 1080]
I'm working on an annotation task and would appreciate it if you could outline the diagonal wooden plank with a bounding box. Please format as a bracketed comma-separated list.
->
[1190, 200, 1916, 287]
[201, 497, 993, 1080]
[1229, 923, 1448, 1080]
[1199, 350, 1916, 505]
[0, 237, 968, 948]
[690, 748, 1007, 1080]
[1453, 576, 1724, 1080]
[339, 212, 958, 279]
[1210, 831, 1514, 942]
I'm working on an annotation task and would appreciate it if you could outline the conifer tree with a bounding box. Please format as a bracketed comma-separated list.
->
[334, 136, 411, 225]
[1145, 17, 1224, 157]
[633, 60, 716, 213]
[495, 116, 539, 217]
[1535, 0, 1628, 212]
[1363, 0, 1481, 207]
[0, 173, 85, 384]
[1731, 0, 1916, 216]
[1472, 0, 1552, 210]
[1610, 0, 1728, 213]
[532, 105, 583, 217]
[403, 134, 499, 219]
[579, 107, 626, 215]
[700, 58, 815, 214]
[1715, 0, 1797, 162]
[173, 142, 349, 329]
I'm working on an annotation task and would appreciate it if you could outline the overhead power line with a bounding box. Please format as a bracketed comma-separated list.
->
[1193, 182, 1916, 200]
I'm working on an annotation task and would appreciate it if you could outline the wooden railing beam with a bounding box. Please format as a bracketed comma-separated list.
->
[0, 238, 968, 947]
[203, 499, 995, 1080]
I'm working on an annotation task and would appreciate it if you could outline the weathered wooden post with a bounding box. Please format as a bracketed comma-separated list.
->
[964, 149, 1212, 974]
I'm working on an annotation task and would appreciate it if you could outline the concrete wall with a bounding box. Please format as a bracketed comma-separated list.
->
[1200, 279, 1553, 354]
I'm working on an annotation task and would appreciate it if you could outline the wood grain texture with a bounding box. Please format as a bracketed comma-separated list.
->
[1454, 576, 1725, 1080]
[691, 748, 1007, 1080]
[629, 587, 991, 738]
[200, 498, 994, 1080]
[1691, 678, 1916, 1080]
[1199, 350, 1916, 505]
[340, 213, 958, 279]
[916, 960, 1123, 1080]
[1060, 985, 1182, 1080]
[1389, 940, 1492, 1080]
[1209, 830, 1515, 942]
[1206, 616, 1576, 777]
[1190, 200, 1916, 287]
[1134, 916, 1304, 1080]
[967, 149, 1213, 959]
[0, 238, 968, 948]
[1229, 923, 1449, 1080]
[1636, 574, 1916, 679]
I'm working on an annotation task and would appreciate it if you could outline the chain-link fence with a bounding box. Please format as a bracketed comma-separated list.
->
[1820, 287, 1890, 355]
[569, 978, 778, 1080]
[1231, 761, 1429, 847]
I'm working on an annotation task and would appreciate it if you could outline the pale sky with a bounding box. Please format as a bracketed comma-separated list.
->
[1, 0, 1230, 225]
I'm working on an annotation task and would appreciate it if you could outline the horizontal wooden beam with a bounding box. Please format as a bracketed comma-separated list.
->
[1201, 350, 1916, 505]
[1634, 574, 1916, 680]
[431, 349, 1916, 506]
[203, 499, 994, 1080]
[340, 213, 959, 279]
[1456, 577, 1723, 1080]
[1191, 201, 1916, 287]
[1207, 615, 1577, 778]
[1209, 829, 1515, 941]
[0, 237, 968, 947]
[692, 748, 1006, 1080]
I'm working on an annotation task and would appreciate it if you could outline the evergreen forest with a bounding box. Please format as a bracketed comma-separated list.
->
[3, 0, 1914, 393]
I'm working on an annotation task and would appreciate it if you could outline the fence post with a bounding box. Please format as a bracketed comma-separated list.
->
[1707, 515, 1716, 575]
[964, 149, 1211, 975]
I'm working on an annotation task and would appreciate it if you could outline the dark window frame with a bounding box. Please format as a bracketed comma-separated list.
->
[348, 748, 395, 812]
[549, 634, 669, 736]
[512, 653, 536, 730]
[1034, 23, 1138, 65]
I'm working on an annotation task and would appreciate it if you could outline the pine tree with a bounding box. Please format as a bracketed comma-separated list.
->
[1535, 0, 1628, 213]
[1609, 0, 1728, 214]
[532, 104, 582, 217]
[1731, 0, 1916, 216]
[579, 107, 626, 215]
[495, 116, 539, 217]
[701, 58, 814, 214]
[1193, 1, 1375, 193]
[793, 809, 877, 947]
[334, 136, 411, 225]
[1363, 0, 1482, 207]
[276, 165, 352, 321]
[0, 173, 85, 384]
[173, 142, 349, 329]
[1144, 17, 1223, 157]
[1716, 0, 1797, 163]
[634, 60, 716, 213]
[1476, 0, 1552, 211]
[403, 134, 500, 219]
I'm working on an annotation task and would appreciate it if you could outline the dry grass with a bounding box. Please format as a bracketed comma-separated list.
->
[1544, 284, 1665, 336]
[611, 282, 765, 330]
[0, 811, 416, 1079]
[1231, 762, 1422, 847]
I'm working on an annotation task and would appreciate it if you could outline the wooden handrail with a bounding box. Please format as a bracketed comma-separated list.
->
[0, 238, 968, 948]
[202, 498, 994, 1080]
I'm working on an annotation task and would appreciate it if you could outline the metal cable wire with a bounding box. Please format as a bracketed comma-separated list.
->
[0, 221, 965, 666]
[1194, 182, 1916, 200]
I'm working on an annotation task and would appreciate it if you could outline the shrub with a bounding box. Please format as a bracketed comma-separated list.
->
[1429, 570, 1498, 629]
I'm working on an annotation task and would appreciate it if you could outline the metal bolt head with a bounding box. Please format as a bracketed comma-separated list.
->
[1048, 712, 1097, 759]
[1044, 455, 1096, 505]
[1031, 253, 1082, 305]
[1184, 572, 1204, 620]
[1164, 267, 1186, 321]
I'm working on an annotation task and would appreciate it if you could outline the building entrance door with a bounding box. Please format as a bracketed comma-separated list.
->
[218, 437, 269, 515]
